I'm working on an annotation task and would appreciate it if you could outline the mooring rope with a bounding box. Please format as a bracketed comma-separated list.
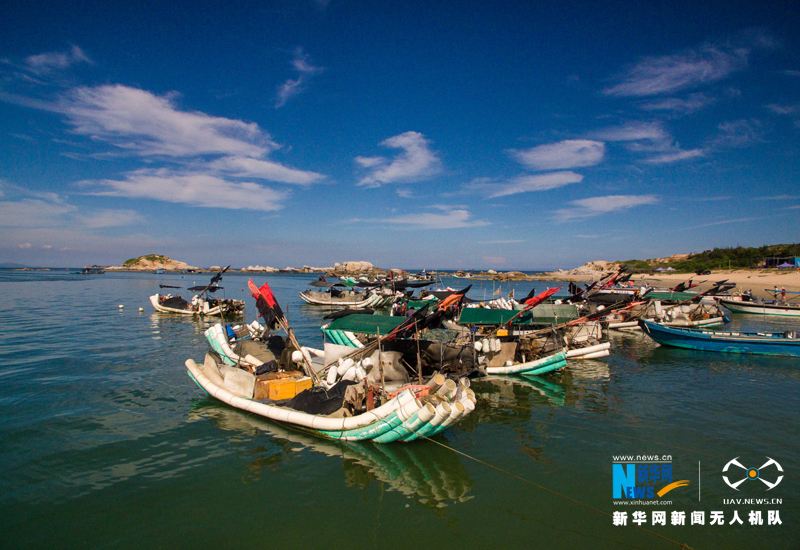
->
[420, 434, 696, 550]
[480, 399, 729, 460]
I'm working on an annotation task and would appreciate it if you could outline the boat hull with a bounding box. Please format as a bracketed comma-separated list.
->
[639, 319, 800, 357]
[716, 298, 800, 317]
[185, 357, 475, 442]
[149, 294, 244, 317]
[299, 290, 393, 308]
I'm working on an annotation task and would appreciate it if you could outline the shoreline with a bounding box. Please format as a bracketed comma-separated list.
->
[540, 269, 800, 299]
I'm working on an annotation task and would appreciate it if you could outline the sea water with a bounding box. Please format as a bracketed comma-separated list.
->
[0, 270, 797, 549]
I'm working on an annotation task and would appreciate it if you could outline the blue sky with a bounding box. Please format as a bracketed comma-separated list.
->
[1, 0, 799, 270]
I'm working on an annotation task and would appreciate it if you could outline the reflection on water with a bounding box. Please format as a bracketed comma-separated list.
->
[474, 375, 567, 408]
[148, 312, 217, 339]
[188, 400, 474, 508]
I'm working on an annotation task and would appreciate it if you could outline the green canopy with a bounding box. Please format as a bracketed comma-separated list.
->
[458, 308, 535, 325]
[325, 314, 406, 335]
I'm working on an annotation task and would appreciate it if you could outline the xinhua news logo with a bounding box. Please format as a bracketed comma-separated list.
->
[723, 457, 784, 491]
[613, 456, 689, 500]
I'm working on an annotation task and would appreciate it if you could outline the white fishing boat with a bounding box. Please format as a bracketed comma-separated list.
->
[149, 293, 245, 316]
[186, 321, 475, 443]
[149, 266, 245, 317]
[605, 300, 727, 331]
[716, 296, 800, 317]
[299, 280, 397, 308]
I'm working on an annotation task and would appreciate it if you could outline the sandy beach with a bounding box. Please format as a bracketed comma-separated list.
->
[558, 269, 800, 299]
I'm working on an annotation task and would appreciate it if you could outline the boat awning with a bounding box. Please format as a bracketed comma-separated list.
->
[325, 314, 407, 335]
[188, 285, 223, 292]
[309, 281, 346, 288]
[458, 308, 535, 325]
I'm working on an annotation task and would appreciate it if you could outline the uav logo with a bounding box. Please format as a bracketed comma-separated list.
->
[722, 457, 784, 491]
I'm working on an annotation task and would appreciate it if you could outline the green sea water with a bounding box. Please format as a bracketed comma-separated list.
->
[1, 270, 797, 549]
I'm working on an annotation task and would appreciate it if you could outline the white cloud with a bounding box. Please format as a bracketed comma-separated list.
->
[487, 171, 584, 198]
[640, 93, 716, 114]
[476, 240, 527, 244]
[766, 104, 800, 116]
[76, 209, 146, 228]
[591, 121, 702, 162]
[510, 140, 605, 171]
[86, 169, 288, 211]
[711, 119, 764, 149]
[354, 208, 489, 230]
[604, 30, 777, 97]
[0, 198, 77, 228]
[754, 194, 800, 201]
[554, 195, 659, 221]
[0, 188, 148, 232]
[604, 47, 746, 97]
[356, 131, 442, 187]
[61, 84, 272, 158]
[207, 156, 324, 185]
[24, 46, 93, 75]
[688, 216, 764, 229]
[275, 48, 324, 108]
[54, 84, 325, 191]
[644, 149, 704, 164]
[592, 121, 668, 143]
[355, 156, 383, 168]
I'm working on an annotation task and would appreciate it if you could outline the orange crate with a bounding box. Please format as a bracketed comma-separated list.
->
[295, 377, 312, 394]
[268, 378, 297, 400]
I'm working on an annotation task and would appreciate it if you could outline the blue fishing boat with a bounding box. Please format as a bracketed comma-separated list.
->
[638, 319, 800, 357]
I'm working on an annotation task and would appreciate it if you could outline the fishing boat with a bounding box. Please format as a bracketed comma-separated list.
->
[604, 301, 727, 330]
[150, 292, 245, 317]
[321, 311, 487, 382]
[186, 321, 475, 443]
[716, 293, 800, 317]
[604, 281, 735, 330]
[447, 307, 610, 360]
[638, 319, 800, 357]
[299, 280, 397, 308]
[76, 265, 106, 274]
[149, 266, 245, 317]
[322, 310, 577, 378]
[183, 279, 477, 443]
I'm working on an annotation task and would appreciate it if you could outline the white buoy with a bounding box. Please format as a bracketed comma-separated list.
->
[138, 307, 144, 312]
[118, 305, 124, 309]
[326, 367, 338, 385]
